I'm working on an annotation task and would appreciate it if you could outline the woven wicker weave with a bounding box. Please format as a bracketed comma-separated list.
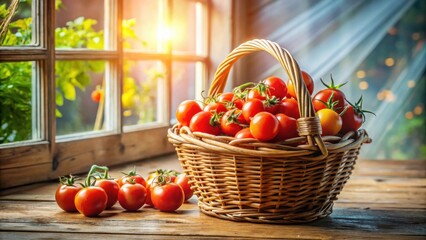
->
[168, 39, 371, 224]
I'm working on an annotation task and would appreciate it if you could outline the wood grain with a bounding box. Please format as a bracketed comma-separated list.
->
[0, 156, 425, 239]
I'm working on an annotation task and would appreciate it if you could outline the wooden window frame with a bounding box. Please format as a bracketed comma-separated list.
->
[0, 0, 217, 189]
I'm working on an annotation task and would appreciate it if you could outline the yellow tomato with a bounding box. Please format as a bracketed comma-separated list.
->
[317, 108, 342, 136]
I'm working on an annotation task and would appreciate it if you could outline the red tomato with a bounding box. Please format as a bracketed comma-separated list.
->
[287, 71, 314, 99]
[145, 185, 153, 206]
[246, 88, 267, 101]
[204, 102, 227, 114]
[232, 97, 245, 109]
[91, 89, 102, 103]
[242, 99, 265, 123]
[312, 76, 347, 113]
[263, 97, 280, 114]
[118, 182, 147, 211]
[234, 128, 254, 139]
[263, 76, 287, 100]
[74, 186, 108, 217]
[317, 108, 342, 136]
[220, 109, 246, 136]
[176, 100, 202, 127]
[340, 104, 363, 134]
[276, 98, 300, 119]
[217, 92, 234, 102]
[313, 90, 346, 112]
[217, 92, 245, 109]
[55, 176, 82, 212]
[189, 111, 221, 135]
[151, 182, 185, 212]
[339, 96, 374, 134]
[95, 179, 120, 209]
[274, 113, 299, 141]
[147, 169, 180, 187]
[174, 174, 194, 201]
[249, 112, 279, 141]
[118, 174, 147, 188]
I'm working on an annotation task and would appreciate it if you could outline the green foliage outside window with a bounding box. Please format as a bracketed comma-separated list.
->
[0, 1, 162, 143]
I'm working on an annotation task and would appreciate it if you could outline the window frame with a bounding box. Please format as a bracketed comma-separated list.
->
[0, 0, 215, 189]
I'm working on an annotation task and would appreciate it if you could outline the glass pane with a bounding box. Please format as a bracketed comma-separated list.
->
[0, 0, 34, 46]
[170, 62, 197, 123]
[172, 0, 205, 54]
[56, 60, 107, 136]
[123, 0, 162, 52]
[123, 60, 165, 127]
[0, 61, 38, 144]
[55, 0, 105, 49]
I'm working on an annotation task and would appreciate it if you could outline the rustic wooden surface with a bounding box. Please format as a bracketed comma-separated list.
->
[0, 154, 425, 239]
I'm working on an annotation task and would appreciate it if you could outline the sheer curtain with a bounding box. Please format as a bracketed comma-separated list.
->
[256, 0, 425, 160]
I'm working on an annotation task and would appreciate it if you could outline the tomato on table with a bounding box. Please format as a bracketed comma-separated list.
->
[95, 179, 119, 209]
[55, 175, 82, 212]
[74, 185, 108, 217]
[151, 176, 185, 212]
[117, 167, 147, 188]
[118, 181, 147, 211]
[145, 169, 181, 207]
[174, 174, 194, 201]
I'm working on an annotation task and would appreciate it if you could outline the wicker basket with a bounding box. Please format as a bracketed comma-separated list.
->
[168, 39, 371, 224]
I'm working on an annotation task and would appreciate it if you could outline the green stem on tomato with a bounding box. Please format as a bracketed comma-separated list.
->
[82, 164, 110, 187]
[59, 174, 77, 186]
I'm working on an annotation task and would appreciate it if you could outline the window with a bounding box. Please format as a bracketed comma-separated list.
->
[0, 0, 211, 188]
[234, 0, 425, 160]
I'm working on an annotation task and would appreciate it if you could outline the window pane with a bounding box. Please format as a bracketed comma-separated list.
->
[171, 62, 198, 123]
[0, 61, 38, 144]
[123, 0, 162, 52]
[172, 0, 205, 55]
[0, 0, 34, 46]
[123, 60, 165, 127]
[55, 0, 105, 49]
[55, 60, 108, 136]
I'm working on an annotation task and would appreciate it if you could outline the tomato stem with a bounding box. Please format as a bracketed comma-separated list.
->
[318, 92, 340, 111]
[345, 96, 376, 122]
[320, 74, 347, 90]
[81, 164, 111, 187]
[59, 174, 77, 186]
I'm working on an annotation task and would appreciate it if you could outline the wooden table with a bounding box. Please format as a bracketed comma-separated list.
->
[1, 154, 425, 239]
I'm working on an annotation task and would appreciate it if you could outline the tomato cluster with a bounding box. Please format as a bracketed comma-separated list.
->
[55, 165, 193, 217]
[176, 72, 373, 141]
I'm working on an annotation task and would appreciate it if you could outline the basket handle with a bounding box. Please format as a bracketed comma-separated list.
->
[208, 39, 328, 157]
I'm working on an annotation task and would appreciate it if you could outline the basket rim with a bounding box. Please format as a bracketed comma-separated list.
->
[168, 124, 371, 160]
